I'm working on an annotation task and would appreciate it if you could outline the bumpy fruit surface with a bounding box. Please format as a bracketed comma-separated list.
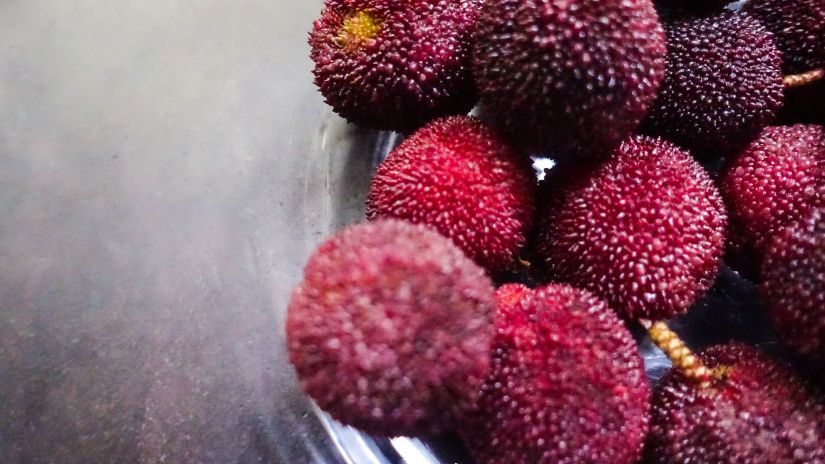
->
[462, 284, 650, 464]
[762, 206, 825, 362]
[648, 343, 825, 463]
[744, 0, 825, 74]
[309, 0, 479, 131]
[722, 125, 825, 253]
[643, 12, 784, 154]
[366, 116, 536, 274]
[535, 136, 727, 320]
[286, 219, 495, 436]
[472, 0, 666, 158]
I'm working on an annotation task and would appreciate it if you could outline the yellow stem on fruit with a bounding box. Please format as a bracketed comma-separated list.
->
[336, 11, 381, 51]
[784, 68, 825, 88]
[640, 319, 713, 388]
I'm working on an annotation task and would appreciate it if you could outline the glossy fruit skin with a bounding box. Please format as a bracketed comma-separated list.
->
[286, 219, 495, 436]
[462, 284, 650, 464]
[744, 0, 825, 74]
[472, 0, 666, 159]
[721, 125, 825, 253]
[642, 12, 784, 155]
[762, 206, 825, 362]
[366, 116, 536, 274]
[309, 0, 480, 131]
[647, 343, 825, 464]
[535, 136, 727, 321]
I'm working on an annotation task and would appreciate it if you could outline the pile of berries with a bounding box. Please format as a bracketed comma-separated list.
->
[290, 0, 825, 462]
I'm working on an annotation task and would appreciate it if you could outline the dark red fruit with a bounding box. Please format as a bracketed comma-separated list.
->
[642, 12, 784, 154]
[472, 0, 666, 158]
[721, 125, 825, 252]
[366, 116, 536, 274]
[309, 0, 479, 131]
[744, 0, 825, 74]
[535, 136, 727, 321]
[647, 343, 825, 463]
[762, 206, 825, 362]
[462, 284, 650, 464]
[286, 219, 495, 436]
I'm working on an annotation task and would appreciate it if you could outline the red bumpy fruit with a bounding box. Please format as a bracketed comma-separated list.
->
[535, 136, 727, 321]
[286, 219, 495, 436]
[366, 116, 536, 274]
[744, 0, 825, 74]
[722, 125, 825, 254]
[472, 0, 666, 158]
[462, 284, 650, 464]
[309, 0, 479, 131]
[642, 12, 784, 154]
[647, 343, 825, 463]
[762, 206, 825, 363]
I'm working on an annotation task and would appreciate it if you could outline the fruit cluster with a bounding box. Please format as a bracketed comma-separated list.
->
[291, 0, 825, 462]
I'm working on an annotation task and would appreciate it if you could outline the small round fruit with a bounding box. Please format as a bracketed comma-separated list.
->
[286, 219, 495, 436]
[762, 206, 825, 362]
[642, 12, 784, 154]
[366, 116, 536, 274]
[744, 0, 825, 74]
[472, 0, 666, 158]
[535, 136, 727, 321]
[647, 343, 825, 463]
[721, 125, 825, 252]
[309, 0, 480, 131]
[462, 284, 650, 464]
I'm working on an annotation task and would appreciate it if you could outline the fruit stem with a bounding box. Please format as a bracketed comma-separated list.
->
[640, 319, 713, 388]
[784, 68, 824, 88]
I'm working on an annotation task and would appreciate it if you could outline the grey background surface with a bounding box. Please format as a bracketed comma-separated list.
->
[0, 1, 379, 462]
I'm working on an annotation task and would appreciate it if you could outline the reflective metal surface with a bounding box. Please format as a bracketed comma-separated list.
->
[0, 1, 785, 463]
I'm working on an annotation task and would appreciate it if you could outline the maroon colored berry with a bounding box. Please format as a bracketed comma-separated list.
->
[462, 284, 650, 464]
[744, 0, 825, 74]
[309, 0, 479, 131]
[762, 206, 825, 362]
[721, 125, 825, 253]
[286, 219, 495, 436]
[648, 343, 825, 463]
[643, 12, 784, 154]
[366, 116, 536, 274]
[535, 136, 727, 320]
[472, 0, 666, 158]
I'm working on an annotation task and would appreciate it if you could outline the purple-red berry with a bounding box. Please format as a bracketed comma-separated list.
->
[286, 219, 495, 436]
[648, 343, 825, 463]
[366, 116, 536, 274]
[535, 136, 727, 320]
[762, 206, 825, 362]
[462, 283, 650, 464]
[309, 0, 480, 131]
[472, 0, 666, 158]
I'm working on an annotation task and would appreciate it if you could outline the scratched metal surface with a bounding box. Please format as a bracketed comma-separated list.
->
[0, 1, 786, 463]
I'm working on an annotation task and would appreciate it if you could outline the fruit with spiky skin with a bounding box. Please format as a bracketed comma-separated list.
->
[472, 0, 666, 158]
[366, 116, 536, 274]
[642, 12, 784, 154]
[744, 0, 825, 74]
[721, 125, 825, 253]
[534, 136, 727, 321]
[462, 284, 650, 464]
[647, 343, 825, 463]
[286, 219, 495, 436]
[309, 0, 480, 131]
[762, 206, 825, 362]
